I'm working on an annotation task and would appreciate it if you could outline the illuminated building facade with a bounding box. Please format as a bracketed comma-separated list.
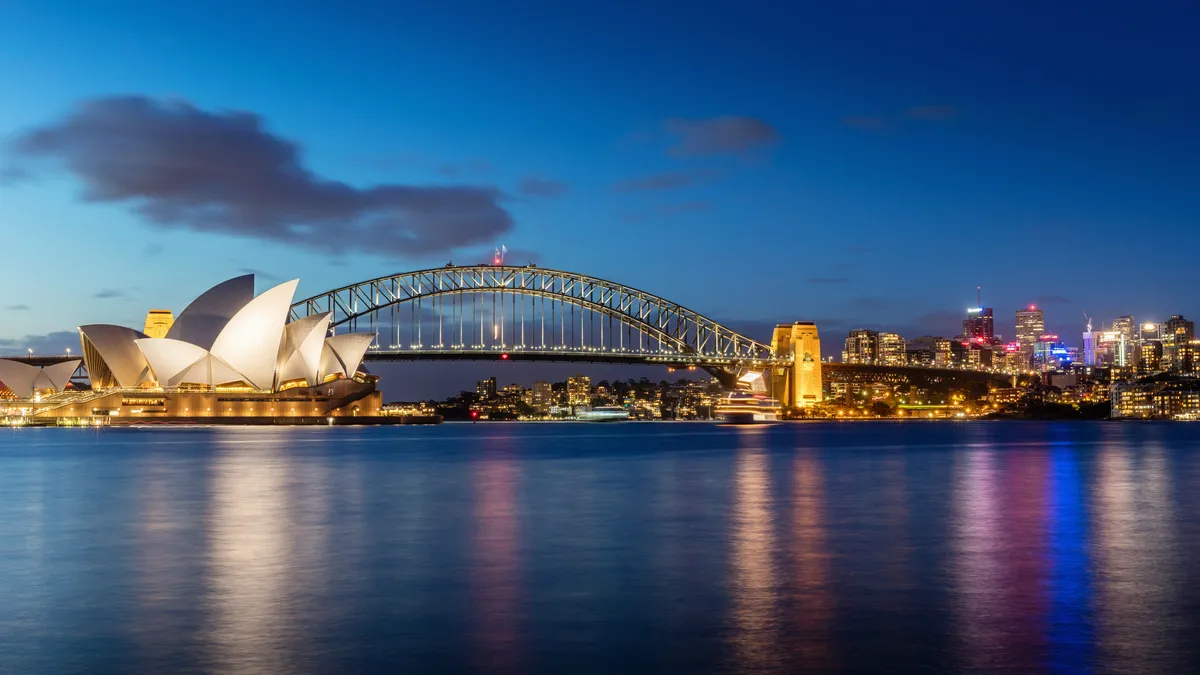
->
[476, 376, 497, 399]
[963, 307, 995, 342]
[1163, 315, 1195, 373]
[10, 274, 381, 421]
[1138, 341, 1163, 374]
[842, 329, 878, 364]
[1014, 306, 1044, 365]
[142, 310, 175, 339]
[770, 322, 822, 408]
[567, 375, 591, 407]
[877, 332, 906, 366]
[1112, 375, 1200, 419]
[1113, 315, 1136, 367]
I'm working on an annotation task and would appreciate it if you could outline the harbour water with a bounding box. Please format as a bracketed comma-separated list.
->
[2, 422, 1199, 674]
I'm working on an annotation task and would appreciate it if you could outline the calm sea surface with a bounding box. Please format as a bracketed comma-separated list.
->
[1, 422, 1199, 674]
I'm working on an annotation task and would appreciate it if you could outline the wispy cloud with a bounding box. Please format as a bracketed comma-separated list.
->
[614, 168, 717, 192]
[664, 116, 780, 157]
[517, 176, 569, 198]
[0, 330, 80, 356]
[5, 304, 31, 310]
[906, 105, 957, 122]
[92, 288, 130, 300]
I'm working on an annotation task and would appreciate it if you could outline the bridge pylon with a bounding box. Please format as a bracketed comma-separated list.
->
[767, 322, 823, 408]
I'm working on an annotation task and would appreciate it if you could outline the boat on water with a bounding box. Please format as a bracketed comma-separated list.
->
[576, 405, 631, 422]
[715, 391, 782, 424]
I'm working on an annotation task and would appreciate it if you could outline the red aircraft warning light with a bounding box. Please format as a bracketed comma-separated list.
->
[500, 353, 510, 360]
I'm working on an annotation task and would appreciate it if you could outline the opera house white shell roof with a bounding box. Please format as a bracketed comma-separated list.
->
[78, 276, 374, 393]
[0, 359, 82, 398]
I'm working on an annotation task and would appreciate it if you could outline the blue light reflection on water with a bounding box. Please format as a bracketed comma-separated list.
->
[0, 422, 1198, 675]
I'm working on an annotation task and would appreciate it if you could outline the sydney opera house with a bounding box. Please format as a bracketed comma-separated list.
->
[1, 275, 383, 423]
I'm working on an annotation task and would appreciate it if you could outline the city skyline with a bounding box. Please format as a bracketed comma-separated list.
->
[3, 1, 1198, 395]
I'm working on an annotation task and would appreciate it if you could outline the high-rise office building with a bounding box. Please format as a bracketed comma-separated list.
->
[1163, 315, 1195, 373]
[567, 374, 591, 407]
[1015, 305, 1044, 366]
[877, 332, 906, 366]
[963, 307, 994, 342]
[142, 309, 175, 339]
[476, 376, 497, 399]
[1139, 341, 1163, 374]
[842, 329, 878, 364]
[1113, 316, 1136, 367]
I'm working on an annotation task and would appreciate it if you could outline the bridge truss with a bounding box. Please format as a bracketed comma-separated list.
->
[289, 265, 786, 376]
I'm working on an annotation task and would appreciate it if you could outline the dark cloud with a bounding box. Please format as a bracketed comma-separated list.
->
[841, 116, 891, 132]
[614, 168, 717, 192]
[806, 277, 850, 284]
[1034, 294, 1072, 305]
[5, 304, 31, 311]
[906, 105, 957, 121]
[142, 242, 163, 256]
[93, 288, 130, 299]
[664, 116, 780, 157]
[517, 176, 569, 198]
[0, 330, 80, 356]
[237, 267, 281, 282]
[7, 95, 514, 257]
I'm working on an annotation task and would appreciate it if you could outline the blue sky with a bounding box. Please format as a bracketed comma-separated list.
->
[2, 0, 1198, 392]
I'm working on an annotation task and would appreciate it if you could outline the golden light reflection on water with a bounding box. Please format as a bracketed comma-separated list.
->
[729, 428, 782, 673]
[792, 450, 833, 670]
[471, 452, 521, 672]
[205, 439, 292, 675]
[1093, 441, 1180, 673]
[952, 449, 1005, 670]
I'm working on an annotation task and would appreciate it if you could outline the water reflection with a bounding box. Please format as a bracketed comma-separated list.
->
[1093, 441, 1181, 673]
[471, 451, 522, 672]
[791, 450, 833, 670]
[205, 439, 292, 675]
[953, 449, 1006, 670]
[728, 428, 781, 673]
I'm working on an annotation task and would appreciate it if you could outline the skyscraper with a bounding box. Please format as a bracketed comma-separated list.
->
[567, 374, 591, 407]
[1113, 316, 1136, 367]
[962, 307, 994, 342]
[842, 329, 878, 364]
[877, 332, 906, 366]
[1015, 305, 1044, 366]
[476, 376, 497, 399]
[1163, 315, 1195, 373]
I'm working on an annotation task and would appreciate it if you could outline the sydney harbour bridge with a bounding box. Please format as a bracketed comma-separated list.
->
[286, 264, 1009, 399]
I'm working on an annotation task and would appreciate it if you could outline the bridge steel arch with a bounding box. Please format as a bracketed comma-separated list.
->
[289, 265, 783, 382]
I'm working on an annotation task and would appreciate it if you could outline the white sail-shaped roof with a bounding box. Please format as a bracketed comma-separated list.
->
[79, 324, 151, 388]
[0, 359, 80, 398]
[40, 360, 81, 392]
[209, 279, 300, 391]
[172, 353, 247, 388]
[136, 338, 211, 387]
[277, 312, 331, 387]
[319, 333, 376, 382]
[0, 359, 40, 398]
[166, 274, 255, 351]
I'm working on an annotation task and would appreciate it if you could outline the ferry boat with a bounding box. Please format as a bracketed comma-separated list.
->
[715, 392, 782, 424]
[576, 405, 631, 422]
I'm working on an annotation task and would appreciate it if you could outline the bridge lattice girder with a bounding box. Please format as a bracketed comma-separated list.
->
[289, 265, 779, 367]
